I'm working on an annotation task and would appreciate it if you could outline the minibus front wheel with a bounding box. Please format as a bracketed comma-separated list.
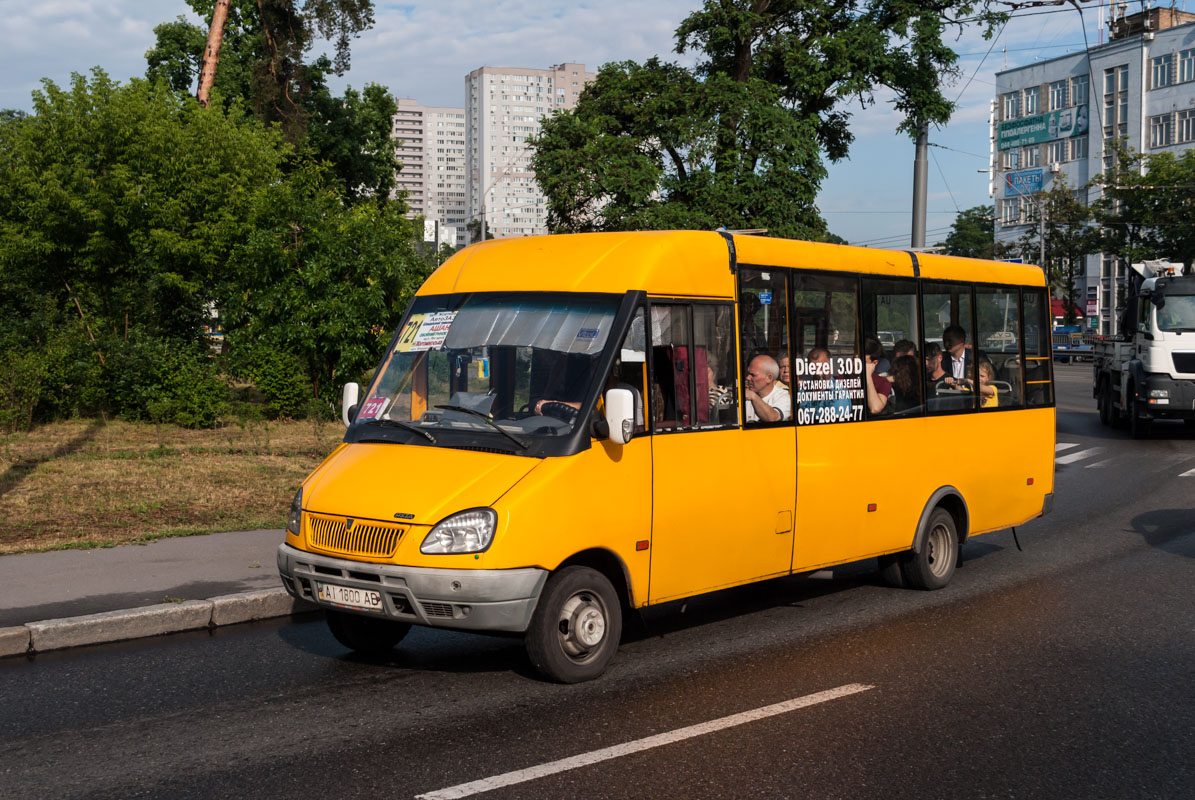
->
[326, 610, 411, 655]
[525, 566, 622, 683]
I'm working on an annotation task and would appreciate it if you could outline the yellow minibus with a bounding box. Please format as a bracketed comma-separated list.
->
[277, 231, 1055, 682]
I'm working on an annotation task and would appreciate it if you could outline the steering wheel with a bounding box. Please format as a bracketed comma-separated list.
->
[539, 401, 579, 424]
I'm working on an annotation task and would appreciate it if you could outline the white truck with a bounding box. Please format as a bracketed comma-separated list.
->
[1093, 260, 1195, 438]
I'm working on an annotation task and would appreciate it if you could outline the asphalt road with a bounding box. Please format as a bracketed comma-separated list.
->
[2, 364, 1192, 800]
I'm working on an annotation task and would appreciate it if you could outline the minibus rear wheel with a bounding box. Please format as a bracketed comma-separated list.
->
[525, 566, 622, 683]
[325, 610, 410, 655]
[900, 508, 958, 590]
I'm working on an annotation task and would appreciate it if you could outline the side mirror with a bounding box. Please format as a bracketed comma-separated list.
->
[604, 388, 634, 445]
[341, 382, 360, 428]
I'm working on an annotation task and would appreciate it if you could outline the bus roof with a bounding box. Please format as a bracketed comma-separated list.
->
[419, 231, 1046, 297]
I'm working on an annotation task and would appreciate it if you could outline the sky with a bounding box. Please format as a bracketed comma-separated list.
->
[0, 0, 1123, 248]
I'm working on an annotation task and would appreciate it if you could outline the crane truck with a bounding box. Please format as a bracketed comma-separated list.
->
[1093, 260, 1195, 438]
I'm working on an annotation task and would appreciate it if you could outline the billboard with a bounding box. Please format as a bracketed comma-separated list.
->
[1004, 169, 1043, 197]
[997, 105, 1089, 150]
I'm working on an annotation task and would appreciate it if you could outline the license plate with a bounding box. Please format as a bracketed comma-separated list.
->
[316, 582, 383, 612]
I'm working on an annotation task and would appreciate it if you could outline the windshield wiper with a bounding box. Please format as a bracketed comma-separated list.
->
[365, 418, 437, 443]
[435, 405, 530, 450]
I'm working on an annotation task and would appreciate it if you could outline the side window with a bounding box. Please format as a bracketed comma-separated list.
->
[694, 304, 738, 427]
[739, 269, 791, 426]
[649, 304, 692, 430]
[923, 282, 977, 413]
[861, 278, 921, 417]
[610, 307, 648, 434]
[1021, 289, 1054, 407]
[975, 288, 1024, 409]
[791, 273, 864, 425]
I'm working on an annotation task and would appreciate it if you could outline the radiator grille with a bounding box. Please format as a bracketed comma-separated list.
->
[1173, 352, 1195, 374]
[306, 514, 404, 557]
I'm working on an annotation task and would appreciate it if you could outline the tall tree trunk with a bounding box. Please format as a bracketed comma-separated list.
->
[197, 0, 232, 107]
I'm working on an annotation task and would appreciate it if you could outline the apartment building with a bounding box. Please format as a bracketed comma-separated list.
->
[992, 7, 1195, 334]
[464, 63, 595, 241]
[392, 98, 469, 246]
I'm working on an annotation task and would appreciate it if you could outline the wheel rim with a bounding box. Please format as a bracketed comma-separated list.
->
[925, 522, 953, 579]
[556, 589, 608, 662]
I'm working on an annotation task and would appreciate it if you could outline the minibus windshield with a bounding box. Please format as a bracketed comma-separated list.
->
[356, 293, 620, 446]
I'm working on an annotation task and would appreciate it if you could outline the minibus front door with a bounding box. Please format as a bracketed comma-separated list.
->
[648, 426, 796, 603]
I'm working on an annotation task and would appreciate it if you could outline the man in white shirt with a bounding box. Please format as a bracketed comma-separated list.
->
[745, 354, 791, 423]
[942, 324, 974, 385]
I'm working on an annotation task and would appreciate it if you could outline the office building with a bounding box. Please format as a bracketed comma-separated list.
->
[465, 63, 595, 240]
[992, 6, 1195, 333]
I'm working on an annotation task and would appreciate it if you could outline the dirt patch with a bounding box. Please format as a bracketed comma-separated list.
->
[0, 418, 343, 554]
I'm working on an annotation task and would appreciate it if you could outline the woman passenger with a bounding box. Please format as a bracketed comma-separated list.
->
[890, 355, 921, 413]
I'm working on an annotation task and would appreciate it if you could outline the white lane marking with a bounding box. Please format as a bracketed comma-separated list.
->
[1085, 458, 1113, 469]
[1180, 467, 1195, 477]
[1056, 442, 1080, 452]
[414, 683, 874, 800]
[1056, 447, 1103, 465]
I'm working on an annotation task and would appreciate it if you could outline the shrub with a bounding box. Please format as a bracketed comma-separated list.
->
[97, 334, 229, 427]
[0, 347, 46, 433]
[227, 339, 311, 419]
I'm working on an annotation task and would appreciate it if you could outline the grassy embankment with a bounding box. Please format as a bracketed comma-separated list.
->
[0, 417, 344, 555]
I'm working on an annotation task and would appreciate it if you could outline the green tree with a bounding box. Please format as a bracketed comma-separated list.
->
[0, 70, 289, 423]
[1091, 142, 1195, 274]
[532, 0, 1005, 236]
[1017, 182, 1096, 324]
[145, 1, 374, 144]
[304, 78, 398, 201]
[941, 206, 996, 258]
[0, 70, 285, 346]
[144, 2, 393, 199]
[219, 163, 429, 404]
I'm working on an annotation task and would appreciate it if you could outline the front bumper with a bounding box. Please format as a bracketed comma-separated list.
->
[277, 544, 548, 633]
[1138, 375, 1195, 420]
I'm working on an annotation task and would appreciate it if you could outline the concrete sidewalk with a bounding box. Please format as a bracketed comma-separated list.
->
[0, 529, 315, 658]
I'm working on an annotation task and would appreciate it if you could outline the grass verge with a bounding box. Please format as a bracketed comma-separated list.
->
[0, 417, 344, 555]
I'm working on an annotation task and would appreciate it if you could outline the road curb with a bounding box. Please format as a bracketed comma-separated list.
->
[2, 589, 317, 658]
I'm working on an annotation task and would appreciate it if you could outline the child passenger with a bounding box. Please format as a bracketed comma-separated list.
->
[977, 361, 998, 408]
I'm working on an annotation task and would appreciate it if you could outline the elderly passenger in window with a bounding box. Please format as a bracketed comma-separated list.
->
[745, 354, 791, 423]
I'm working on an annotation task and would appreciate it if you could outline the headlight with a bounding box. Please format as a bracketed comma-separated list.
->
[1148, 389, 1169, 398]
[286, 489, 303, 536]
[421, 508, 497, 554]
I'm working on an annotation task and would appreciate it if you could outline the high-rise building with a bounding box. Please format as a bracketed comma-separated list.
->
[392, 98, 468, 246]
[465, 63, 595, 241]
[991, 7, 1195, 334]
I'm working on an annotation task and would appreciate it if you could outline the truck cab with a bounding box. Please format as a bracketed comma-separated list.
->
[1094, 260, 1195, 437]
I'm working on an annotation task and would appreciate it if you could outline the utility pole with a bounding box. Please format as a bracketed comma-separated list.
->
[197, 0, 231, 107]
[911, 120, 929, 249]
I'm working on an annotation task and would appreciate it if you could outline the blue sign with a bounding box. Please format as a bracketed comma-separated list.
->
[1004, 169, 1043, 198]
[759, 291, 772, 305]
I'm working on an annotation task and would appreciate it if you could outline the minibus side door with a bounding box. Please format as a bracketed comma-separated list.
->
[647, 300, 795, 603]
